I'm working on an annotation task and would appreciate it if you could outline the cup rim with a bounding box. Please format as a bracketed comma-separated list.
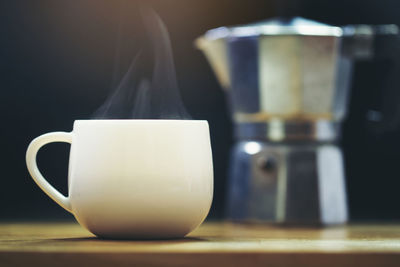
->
[74, 119, 207, 122]
[73, 119, 208, 128]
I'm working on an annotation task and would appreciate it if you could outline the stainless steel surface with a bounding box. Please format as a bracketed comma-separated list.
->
[196, 18, 398, 126]
[227, 141, 347, 224]
[197, 18, 399, 225]
[201, 17, 343, 39]
[197, 20, 348, 123]
[235, 120, 340, 142]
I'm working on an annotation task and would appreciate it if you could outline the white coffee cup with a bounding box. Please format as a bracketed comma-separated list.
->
[26, 120, 213, 239]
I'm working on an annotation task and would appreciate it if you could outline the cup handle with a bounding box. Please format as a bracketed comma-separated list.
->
[26, 132, 73, 213]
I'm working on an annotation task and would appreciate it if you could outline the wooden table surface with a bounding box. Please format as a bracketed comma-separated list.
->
[0, 221, 400, 267]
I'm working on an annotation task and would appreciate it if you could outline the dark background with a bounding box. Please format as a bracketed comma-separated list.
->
[1, 0, 399, 221]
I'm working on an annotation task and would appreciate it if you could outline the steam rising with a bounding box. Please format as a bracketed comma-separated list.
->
[93, 8, 191, 119]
